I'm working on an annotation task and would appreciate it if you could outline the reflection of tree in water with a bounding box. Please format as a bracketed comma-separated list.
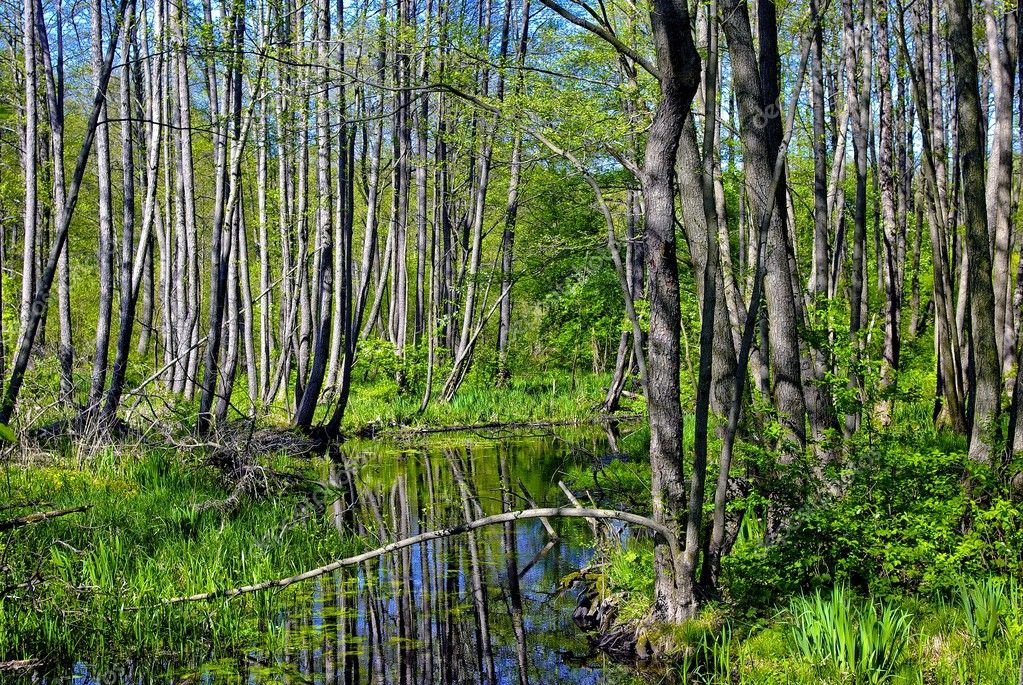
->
[243, 435, 618, 685]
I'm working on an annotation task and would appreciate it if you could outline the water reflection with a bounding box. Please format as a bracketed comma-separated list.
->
[68, 432, 636, 684]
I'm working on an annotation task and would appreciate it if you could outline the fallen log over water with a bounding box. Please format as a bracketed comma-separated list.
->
[0, 659, 45, 672]
[361, 415, 644, 438]
[159, 507, 679, 606]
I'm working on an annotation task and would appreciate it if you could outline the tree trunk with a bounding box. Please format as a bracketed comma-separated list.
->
[35, 0, 74, 403]
[0, 0, 133, 424]
[641, 0, 700, 622]
[103, 2, 138, 420]
[946, 0, 1003, 464]
[86, 0, 117, 412]
[721, 0, 808, 448]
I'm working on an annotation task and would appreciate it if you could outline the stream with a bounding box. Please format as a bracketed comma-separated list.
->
[65, 429, 643, 684]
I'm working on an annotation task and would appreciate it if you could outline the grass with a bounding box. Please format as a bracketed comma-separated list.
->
[0, 446, 361, 664]
[787, 586, 913, 684]
[660, 594, 1021, 684]
[339, 367, 640, 431]
[3, 366, 1021, 683]
[586, 392, 1023, 684]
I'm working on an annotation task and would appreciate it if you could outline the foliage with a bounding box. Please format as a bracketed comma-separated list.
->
[787, 586, 913, 684]
[957, 577, 1021, 647]
[722, 409, 1023, 610]
[0, 448, 358, 663]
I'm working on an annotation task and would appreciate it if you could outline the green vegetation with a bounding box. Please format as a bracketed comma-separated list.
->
[0, 448, 358, 665]
[562, 388, 1022, 683]
[1, 0, 1023, 675]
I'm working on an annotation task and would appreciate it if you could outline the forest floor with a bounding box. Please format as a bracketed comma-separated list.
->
[0, 375, 1021, 683]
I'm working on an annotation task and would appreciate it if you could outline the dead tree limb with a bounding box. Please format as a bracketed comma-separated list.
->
[0, 506, 89, 532]
[158, 507, 679, 605]
[559, 480, 599, 536]
[0, 660, 45, 672]
[516, 479, 558, 540]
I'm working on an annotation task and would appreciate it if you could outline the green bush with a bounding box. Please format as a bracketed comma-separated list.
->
[723, 429, 1023, 609]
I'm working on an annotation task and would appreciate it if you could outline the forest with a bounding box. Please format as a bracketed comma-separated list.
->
[0, 0, 1022, 678]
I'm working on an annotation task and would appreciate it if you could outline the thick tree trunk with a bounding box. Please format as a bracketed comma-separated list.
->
[641, 0, 700, 622]
[721, 0, 808, 448]
[946, 0, 1003, 464]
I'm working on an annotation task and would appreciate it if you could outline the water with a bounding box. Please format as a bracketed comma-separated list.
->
[62, 429, 642, 684]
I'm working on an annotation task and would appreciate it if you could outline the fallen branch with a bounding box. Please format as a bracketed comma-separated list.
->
[361, 415, 644, 439]
[559, 480, 599, 536]
[0, 506, 90, 532]
[0, 659, 45, 672]
[158, 507, 679, 606]
[516, 479, 558, 540]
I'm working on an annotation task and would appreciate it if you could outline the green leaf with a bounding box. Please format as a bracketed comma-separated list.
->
[0, 422, 17, 443]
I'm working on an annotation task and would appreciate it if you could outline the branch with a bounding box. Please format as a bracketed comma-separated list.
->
[536, 0, 660, 80]
[0, 506, 90, 533]
[157, 507, 680, 606]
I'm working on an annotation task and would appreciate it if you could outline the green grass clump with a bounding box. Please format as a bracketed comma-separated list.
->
[788, 585, 913, 684]
[958, 577, 1020, 647]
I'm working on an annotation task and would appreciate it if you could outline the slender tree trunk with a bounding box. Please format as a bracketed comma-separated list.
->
[296, 0, 335, 429]
[809, 0, 829, 300]
[20, 0, 37, 345]
[87, 0, 116, 413]
[35, 0, 74, 403]
[496, 0, 531, 382]
[0, 0, 133, 424]
[103, 2, 138, 421]
[877, 0, 901, 423]
[983, 1, 1017, 379]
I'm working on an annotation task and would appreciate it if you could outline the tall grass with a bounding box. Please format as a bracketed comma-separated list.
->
[958, 577, 1019, 646]
[789, 585, 913, 684]
[340, 369, 630, 431]
[0, 447, 362, 664]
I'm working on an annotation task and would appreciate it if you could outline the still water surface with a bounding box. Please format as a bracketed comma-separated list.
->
[68, 429, 641, 684]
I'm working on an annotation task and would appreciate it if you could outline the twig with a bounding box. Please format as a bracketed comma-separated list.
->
[516, 479, 558, 540]
[559, 481, 599, 536]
